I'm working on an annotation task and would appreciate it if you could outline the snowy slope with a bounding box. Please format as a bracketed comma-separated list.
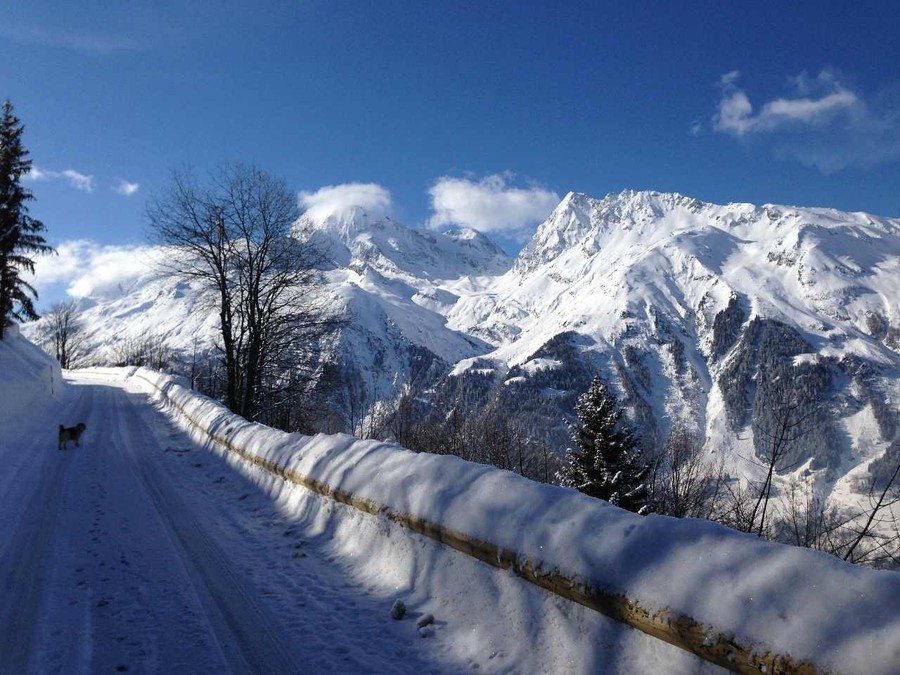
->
[450, 189, 900, 387]
[306, 206, 505, 376]
[32, 207, 509, 411]
[0, 324, 64, 423]
[443, 190, 900, 500]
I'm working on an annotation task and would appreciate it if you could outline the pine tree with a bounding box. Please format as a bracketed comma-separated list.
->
[0, 100, 52, 340]
[557, 375, 650, 513]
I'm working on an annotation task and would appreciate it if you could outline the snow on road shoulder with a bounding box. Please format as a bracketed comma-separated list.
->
[0, 324, 64, 424]
[130, 367, 900, 674]
[117, 368, 720, 674]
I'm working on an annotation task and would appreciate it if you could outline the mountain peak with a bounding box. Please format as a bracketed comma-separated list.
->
[597, 188, 706, 215]
[298, 203, 388, 239]
[514, 189, 716, 273]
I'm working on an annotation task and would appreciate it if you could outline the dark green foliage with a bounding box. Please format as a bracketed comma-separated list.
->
[615, 347, 660, 444]
[842, 354, 900, 442]
[501, 331, 596, 449]
[710, 292, 744, 360]
[751, 323, 834, 470]
[557, 376, 650, 512]
[0, 100, 52, 339]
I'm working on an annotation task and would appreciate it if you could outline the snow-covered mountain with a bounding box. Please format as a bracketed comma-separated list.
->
[445, 189, 900, 499]
[30, 189, 900, 501]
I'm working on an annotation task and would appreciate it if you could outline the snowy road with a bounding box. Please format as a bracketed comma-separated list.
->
[0, 373, 456, 674]
[0, 371, 723, 674]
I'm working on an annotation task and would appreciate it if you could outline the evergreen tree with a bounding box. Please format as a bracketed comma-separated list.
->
[557, 375, 650, 513]
[0, 100, 52, 339]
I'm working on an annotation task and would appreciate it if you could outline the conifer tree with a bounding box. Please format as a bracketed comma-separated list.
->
[0, 100, 52, 340]
[557, 375, 650, 512]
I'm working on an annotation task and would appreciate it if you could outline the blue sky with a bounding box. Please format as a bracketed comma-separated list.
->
[3, 1, 900, 302]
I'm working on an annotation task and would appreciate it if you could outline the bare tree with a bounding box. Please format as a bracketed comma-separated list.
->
[42, 299, 84, 368]
[650, 425, 725, 519]
[841, 461, 900, 565]
[776, 479, 843, 551]
[775, 468, 900, 569]
[111, 332, 175, 371]
[742, 392, 820, 536]
[147, 163, 338, 425]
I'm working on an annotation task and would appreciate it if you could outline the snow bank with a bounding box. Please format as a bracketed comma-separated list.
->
[133, 368, 900, 674]
[0, 325, 64, 423]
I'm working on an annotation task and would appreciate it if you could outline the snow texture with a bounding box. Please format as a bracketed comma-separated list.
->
[0, 323, 64, 424]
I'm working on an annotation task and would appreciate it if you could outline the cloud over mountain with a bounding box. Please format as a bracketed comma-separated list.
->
[427, 174, 559, 237]
[30, 240, 163, 299]
[299, 183, 392, 222]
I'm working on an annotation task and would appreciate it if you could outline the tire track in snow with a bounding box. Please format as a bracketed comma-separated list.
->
[0, 453, 69, 672]
[0, 389, 92, 674]
[107, 385, 304, 674]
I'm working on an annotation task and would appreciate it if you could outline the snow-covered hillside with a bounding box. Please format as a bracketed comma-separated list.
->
[29, 189, 900, 506]
[446, 190, 900, 496]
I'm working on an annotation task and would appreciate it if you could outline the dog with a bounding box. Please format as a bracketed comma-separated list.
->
[58, 423, 87, 450]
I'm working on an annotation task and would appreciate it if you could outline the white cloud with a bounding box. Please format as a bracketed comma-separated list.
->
[427, 174, 559, 237]
[298, 183, 392, 222]
[29, 240, 164, 299]
[61, 169, 94, 192]
[713, 70, 858, 136]
[720, 70, 741, 87]
[710, 69, 900, 171]
[26, 166, 95, 192]
[0, 22, 143, 53]
[114, 179, 140, 196]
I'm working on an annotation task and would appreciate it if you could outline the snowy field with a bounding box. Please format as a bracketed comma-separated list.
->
[0, 331, 722, 674]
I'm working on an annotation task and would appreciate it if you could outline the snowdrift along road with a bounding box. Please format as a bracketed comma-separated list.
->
[131, 367, 900, 675]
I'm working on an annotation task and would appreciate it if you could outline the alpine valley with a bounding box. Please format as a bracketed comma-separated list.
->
[34, 189, 900, 507]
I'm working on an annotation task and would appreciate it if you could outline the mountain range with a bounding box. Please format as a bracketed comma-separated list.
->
[32, 189, 900, 505]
